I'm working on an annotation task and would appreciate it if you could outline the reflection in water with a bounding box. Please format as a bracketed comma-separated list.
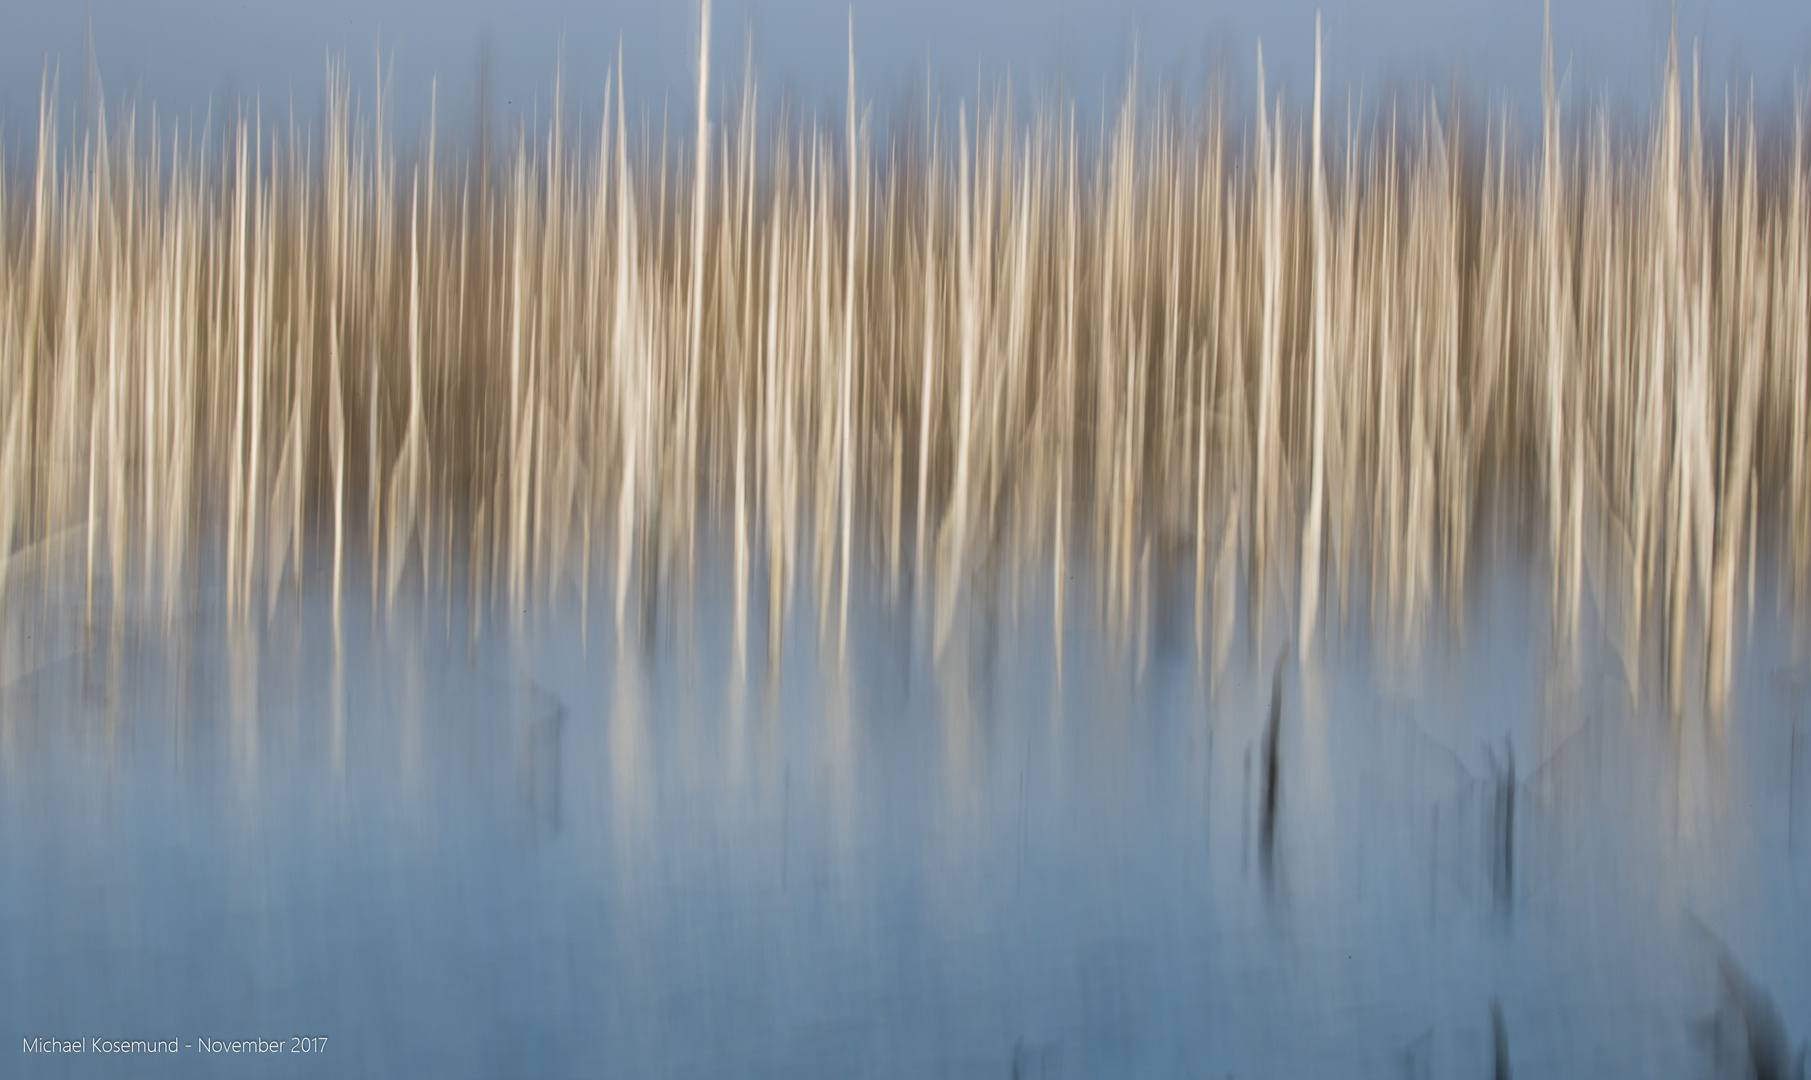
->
[1491, 996, 1512, 1080]
[0, 550, 1808, 1079]
[1259, 643, 1286, 893]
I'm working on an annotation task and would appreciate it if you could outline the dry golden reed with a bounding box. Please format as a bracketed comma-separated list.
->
[0, 10, 1805, 719]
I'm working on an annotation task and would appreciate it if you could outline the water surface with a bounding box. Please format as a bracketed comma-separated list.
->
[3, 554, 1809, 1077]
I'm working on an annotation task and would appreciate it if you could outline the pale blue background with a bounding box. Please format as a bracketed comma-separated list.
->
[5, 0, 1810, 150]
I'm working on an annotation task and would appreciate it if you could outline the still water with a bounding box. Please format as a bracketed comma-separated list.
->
[3, 551, 1808, 1078]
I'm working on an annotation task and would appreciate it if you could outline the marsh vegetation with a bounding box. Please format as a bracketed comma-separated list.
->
[0, 8, 1806, 724]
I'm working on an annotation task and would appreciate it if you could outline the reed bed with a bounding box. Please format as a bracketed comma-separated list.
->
[0, 12, 1806, 717]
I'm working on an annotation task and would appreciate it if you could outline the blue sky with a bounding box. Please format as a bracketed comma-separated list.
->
[5, 0, 1809, 149]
